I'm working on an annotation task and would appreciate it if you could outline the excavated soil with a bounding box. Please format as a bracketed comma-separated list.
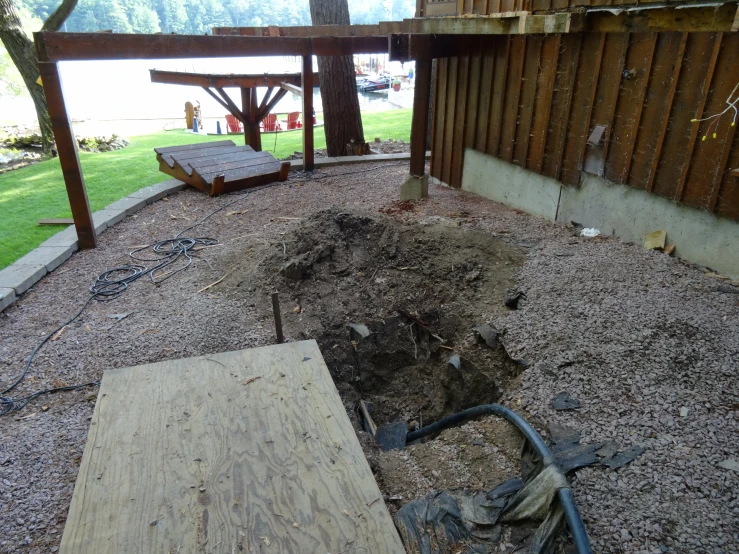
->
[219, 208, 528, 504]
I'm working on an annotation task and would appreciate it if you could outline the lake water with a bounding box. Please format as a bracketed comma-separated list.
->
[1, 54, 414, 136]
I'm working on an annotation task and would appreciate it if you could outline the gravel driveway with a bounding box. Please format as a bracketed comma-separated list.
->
[1, 162, 737, 553]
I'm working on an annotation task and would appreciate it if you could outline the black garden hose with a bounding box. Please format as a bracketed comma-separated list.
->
[405, 404, 593, 554]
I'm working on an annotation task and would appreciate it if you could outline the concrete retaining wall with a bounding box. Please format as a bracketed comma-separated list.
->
[460, 148, 739, 279]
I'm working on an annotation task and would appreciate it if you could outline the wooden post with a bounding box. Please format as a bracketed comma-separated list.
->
[37, 62, 96, 249]
[410, 55, 432, 177]
[301, 55, 315, 171]
[241, 87, 261, 151]
[271, 292, 284, 344]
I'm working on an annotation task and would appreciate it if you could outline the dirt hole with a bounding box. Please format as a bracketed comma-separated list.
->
[237, 209, 528, 429]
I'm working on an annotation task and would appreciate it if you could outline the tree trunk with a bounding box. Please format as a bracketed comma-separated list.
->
[0, 0, 78, 155]
[308, 0, 366, 157]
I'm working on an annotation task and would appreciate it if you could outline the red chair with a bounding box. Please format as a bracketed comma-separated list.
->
[287, 112, 302, 130]
[225, 114, 242, 133]
[262, 114, 281, 132]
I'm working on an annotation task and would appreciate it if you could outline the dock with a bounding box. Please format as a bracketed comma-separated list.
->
[59, 340, 405, 553]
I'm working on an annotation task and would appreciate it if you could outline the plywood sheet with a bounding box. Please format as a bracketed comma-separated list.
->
[60, 340, 405, 554]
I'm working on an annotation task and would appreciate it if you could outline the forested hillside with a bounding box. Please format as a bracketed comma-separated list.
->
[15, 0, 414, 35]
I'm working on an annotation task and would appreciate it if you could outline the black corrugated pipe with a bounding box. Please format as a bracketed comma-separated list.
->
[405, 404, 593, 554]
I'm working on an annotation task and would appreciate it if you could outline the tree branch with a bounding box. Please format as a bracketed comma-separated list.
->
[42, 0, 79, 32]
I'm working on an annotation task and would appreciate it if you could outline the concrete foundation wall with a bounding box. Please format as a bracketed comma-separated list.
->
[461, 148, 739, 279]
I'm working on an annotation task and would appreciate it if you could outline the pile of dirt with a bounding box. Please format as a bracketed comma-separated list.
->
[222, 208, 528, 504]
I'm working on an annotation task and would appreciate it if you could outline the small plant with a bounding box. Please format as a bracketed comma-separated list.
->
[691, 82, 738, 141]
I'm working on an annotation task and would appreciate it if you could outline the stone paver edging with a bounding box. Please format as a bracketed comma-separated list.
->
[0, 155, 422, 313]
[0, 179, 187, 312]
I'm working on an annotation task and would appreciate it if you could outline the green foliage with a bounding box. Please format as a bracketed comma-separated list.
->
[12, 0, 414, 35]
[0, 6, 43, 97]
[0, 109, 411, 268]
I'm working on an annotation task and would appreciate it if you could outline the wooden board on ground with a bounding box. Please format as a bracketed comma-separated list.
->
[59, 340, 406, 554]
[155, 140, 289, 195]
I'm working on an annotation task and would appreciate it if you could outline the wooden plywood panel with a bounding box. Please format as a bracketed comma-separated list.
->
[465, 53, 483, 156]
[627, 32, 687, 192]
[683, 33, 738, 212]
[527, 34, 560, 173]
[559, 33, 605, 186]
[513, 36, 543, 167]
[652, 33, 721, 201]
[605, 32, 657, 184]
[542, 34, 581, 180]
[59, 341, 404, 554]
[499, 36, 526, 163]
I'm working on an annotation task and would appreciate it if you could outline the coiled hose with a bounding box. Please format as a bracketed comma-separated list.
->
[405, 404, 593, 554]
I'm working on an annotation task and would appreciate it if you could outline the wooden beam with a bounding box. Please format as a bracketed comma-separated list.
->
[150, 69, 312, 88]
[302, 56, 314, 172]
[37, 62, 96, 249]
[213, 23, 402, 37]
[256, 88, 289, 121]
[258, 87, 274, 114]
[248, 87, 261, 151]
[281, 82, 303, 96]
[411, 50, 433, 177]
[35, 32, 388, 62]
[578, 3, 739, 34]
[201, 86, 240, 120]
[215, 87, 244, 119]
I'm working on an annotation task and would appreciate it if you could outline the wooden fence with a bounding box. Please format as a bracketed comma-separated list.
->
[429, 31, 739, 221]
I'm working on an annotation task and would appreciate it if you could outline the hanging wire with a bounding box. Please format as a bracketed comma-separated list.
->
[691, 81, 739, 141]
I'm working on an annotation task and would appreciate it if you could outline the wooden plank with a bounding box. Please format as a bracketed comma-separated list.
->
[605, 32, 657, 184]
[450, 55, 470, 188]
[410, 52, 433, 177]
[651, 33, 721, 200]
[629, 32, 686, 192]
[214, 24, 393, 38]
[198, 161, 284, 183]
[513, 35, 544, 168]
[150, 70, 309, 89]
[542, 34, 581, 180]
[431, 58, 448, 181]
[441, 57, 458, 186]
[559, 33, 605, 186]
[37, 62, 96, 249]
[499, 35, 526, 163]
[59, 341, 404, 554]
[683, 33, 737, 212]
[716, 116, 739, 220]
[188, 151, 275, 174]
[38, 218, 74, 225]
[674, 33, 723, 202]
[154, 140, 235, 155]
[161, 145, 249, 169]
[474, 49, 495, 152]
[281, 82, 303, 96]
[302, 56, 314, 172]
[486, 35, 510, 157]
[582, 33, 629, 178]
[527, 34, 559, 174]
[35, 33, 388, 62]
[464, 53, 482, 156]
[581, 3, 739, 34]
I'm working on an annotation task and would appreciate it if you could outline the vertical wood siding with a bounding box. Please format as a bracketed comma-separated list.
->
[429, 31, 739, 221]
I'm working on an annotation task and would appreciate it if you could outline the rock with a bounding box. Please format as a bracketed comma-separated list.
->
[717, 459, 739, 472]
[679, 407, 688, 417]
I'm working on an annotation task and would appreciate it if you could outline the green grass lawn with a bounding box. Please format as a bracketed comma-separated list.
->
[0, 109, 411, 269]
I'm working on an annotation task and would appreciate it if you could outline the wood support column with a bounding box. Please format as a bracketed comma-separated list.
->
[410, 54, 432, 177]
[241, 87, 262, 151]
[301, 55, 315, 171]
[38, 62, 96, 249]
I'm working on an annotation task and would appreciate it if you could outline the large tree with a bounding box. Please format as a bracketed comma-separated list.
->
[309, 0, 367, 156]
[0, 0, 78, 154]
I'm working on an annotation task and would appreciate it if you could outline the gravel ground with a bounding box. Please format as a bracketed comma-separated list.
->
[1, 162, 737, 553]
